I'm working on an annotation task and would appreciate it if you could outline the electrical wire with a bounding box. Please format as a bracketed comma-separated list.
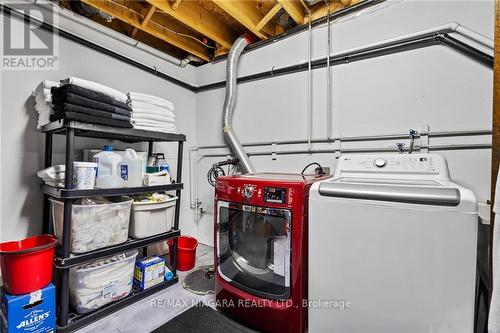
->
[112, 2, 216, 49]
[207, 165, 225, 187]
[301, 162, 326, 175]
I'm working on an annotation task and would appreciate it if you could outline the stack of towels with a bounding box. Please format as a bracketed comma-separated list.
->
[127, 92, 176, 134]
[51, 77, 132, 128]
[32, 80, 59, 129]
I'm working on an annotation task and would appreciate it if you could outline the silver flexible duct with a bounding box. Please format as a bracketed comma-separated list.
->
[222, 35, 256, 174]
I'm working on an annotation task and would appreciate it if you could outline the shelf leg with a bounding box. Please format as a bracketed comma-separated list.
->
[64, 128, 75, 190]
[172, 141, 184, 275]
[58, 128, 75, 327]
[148, 141, 154, 157]
[59, 268, 70, 327]
[43, 133, 53, 234]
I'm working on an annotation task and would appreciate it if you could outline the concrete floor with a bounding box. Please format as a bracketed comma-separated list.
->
[77, 243, 216, 333]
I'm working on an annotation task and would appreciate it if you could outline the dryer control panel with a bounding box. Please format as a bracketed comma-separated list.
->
[333, 154, 451, 181]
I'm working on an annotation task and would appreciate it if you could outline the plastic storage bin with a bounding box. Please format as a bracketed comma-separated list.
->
[70, 250, 138, 314]
[0, 234, 57, 295]
[129, 196, 177, 239]
[51, 196, 133, 253]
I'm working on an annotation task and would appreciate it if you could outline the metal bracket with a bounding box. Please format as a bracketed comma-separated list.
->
[419, 124, 430, 153]
[334, 135, 342, 158]
[271, 139, 277, 161]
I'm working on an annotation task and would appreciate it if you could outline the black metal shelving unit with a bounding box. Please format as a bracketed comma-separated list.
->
[41, 120, 186, 333]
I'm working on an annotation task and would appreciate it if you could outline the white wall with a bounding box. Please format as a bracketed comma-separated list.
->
[0, 0, 495, 249]
[0, 7, 197, 242]
[193, 0, 495, 246]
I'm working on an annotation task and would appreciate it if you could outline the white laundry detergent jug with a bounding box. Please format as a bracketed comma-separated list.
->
[121, 148, 143, 187]
[93, 145, 123, 188]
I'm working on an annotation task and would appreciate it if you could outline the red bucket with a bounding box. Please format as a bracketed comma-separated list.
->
[168, 236, 198, 271]
[0, 234, 57, 295]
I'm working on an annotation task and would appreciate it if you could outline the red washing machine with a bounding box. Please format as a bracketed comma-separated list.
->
[214, 173, 326, 333]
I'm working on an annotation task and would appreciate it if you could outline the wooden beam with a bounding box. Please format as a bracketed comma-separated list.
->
[171, 0, 182, 10]
[276, 0, 304, 25]
[141, 5, 156, 27]
[212, 0, 275, 39]
[81, 0, 210, 61]
[307, 2, 343, 22]
[129, 27, 138, 38]
[256, 3, 282, 32]
[491, 0, 500, 297]
[147, 0, 238, 49]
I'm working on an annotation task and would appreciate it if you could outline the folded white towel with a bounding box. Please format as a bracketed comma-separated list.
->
[132, 107, 175, 120]
[33, 80, 59, 129]
[133, 121, 176, 130]
[128, 92, 174, 110]
[32, 80, 59, 97]
[62, 76, 128, 103]
[130, 101, 174, 113]
[131, 113, 175, 124]
[133, 124, 177, 134]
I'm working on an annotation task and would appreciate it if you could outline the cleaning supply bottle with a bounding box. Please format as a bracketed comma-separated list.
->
[93, 145, 123, 188]
[121, 148, 143, 187]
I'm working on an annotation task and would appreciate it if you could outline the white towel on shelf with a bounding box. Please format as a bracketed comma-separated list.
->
[61, 76, 128, 103]
[132, 107, 175, 120]
[489, 167, 500, 333]
[131, 114, 175, 124]
[133, 122, 176, 131]
[128, 92, 174, 109]
[133, 124, 176, 134]
[130, 101, 175, 114]
[32, 80, 59, 129]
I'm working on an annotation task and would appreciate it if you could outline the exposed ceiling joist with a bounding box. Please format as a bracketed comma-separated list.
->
[81, 0, 211, 60]
[307, 1, 343, 22]
[256, 3, 282, 32]
[211, 0, 275, 39]
[276, 0, 305, 25]
[141, 4, 156, 27]
[171, 0, 183, 10]
[146, 0, 239, 49]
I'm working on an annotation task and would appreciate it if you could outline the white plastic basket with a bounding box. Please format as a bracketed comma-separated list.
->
[70, 250, 138, 314]
[129, 196, 177, 239]
[51, 196, 132, 253]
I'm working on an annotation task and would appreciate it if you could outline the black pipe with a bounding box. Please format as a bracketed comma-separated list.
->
[197, 34, 448, 93]
[442, 35, 494, 68]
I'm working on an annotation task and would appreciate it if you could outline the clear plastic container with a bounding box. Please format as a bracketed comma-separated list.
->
[129, 196, 177, 239]
[70, 250, 138, 314]
[50, 196, 132, 253]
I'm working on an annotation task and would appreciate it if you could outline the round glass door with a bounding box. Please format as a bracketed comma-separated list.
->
[217, 202, 291, 299]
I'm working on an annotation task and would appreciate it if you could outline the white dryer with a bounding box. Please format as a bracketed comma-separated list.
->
[308, 154, 478, 333]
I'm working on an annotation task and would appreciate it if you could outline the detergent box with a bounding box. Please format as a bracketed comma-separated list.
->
[0, 284, 55, 333]
[134, 256, 166, 290]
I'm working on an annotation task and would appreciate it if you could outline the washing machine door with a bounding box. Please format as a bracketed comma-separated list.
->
[217, 201, 291, 299]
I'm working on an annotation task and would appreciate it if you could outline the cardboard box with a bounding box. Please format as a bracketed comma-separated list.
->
[134, 256, 165, 290]
[1, 284, 55, 333]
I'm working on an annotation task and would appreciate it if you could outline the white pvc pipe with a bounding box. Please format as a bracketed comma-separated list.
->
[455, 25, 494, 49]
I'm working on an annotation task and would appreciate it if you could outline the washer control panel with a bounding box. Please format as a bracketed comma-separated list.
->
[264, 187, 287, 204]
[373, 158, 388, 168]
[333, 154, 450, 180]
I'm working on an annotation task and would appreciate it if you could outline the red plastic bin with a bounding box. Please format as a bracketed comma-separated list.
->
[0, 234, 57, 295]
[168, 236, 198, 271]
